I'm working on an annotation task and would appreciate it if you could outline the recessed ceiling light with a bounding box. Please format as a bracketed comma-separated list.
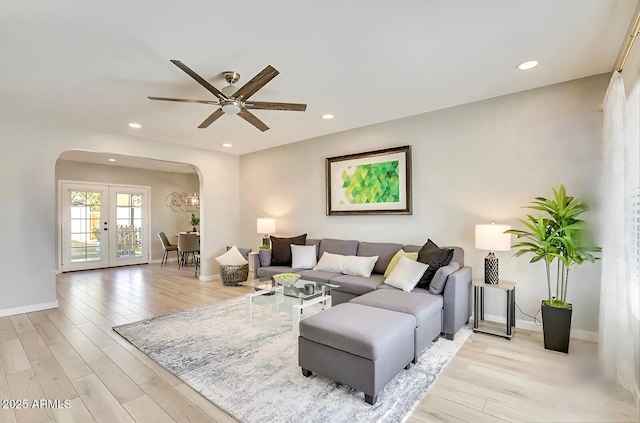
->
[517, 60, 538, 70]
[128, 122, 142, 129]
[222, 143, 232, 148]
[322, 114, 334, 120]
[108, 158, 116, 162]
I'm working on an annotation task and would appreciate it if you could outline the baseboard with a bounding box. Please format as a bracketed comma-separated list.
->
[0, 300, 59, 318]
[473, 313, 599, 342]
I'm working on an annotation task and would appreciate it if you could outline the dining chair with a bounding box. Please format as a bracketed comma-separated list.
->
[158, 232, 179, 267]
[178, 233, 200, 269]
[194, 252, 201, 278]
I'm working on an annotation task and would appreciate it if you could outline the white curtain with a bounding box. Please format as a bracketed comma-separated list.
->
[600, 71, 640, 405]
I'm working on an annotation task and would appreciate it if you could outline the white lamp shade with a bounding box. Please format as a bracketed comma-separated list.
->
[257, 217, 276, 235]
[475, 223, 511, 251]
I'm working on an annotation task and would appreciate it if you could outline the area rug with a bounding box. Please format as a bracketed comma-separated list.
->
[113, 296, 471, 423]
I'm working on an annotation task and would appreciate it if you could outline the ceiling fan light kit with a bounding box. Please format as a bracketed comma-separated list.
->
[221, 100, 242, 115]
[148, 60, 307, 131]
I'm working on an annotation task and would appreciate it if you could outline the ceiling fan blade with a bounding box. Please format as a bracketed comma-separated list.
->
[148, 96, 217, 105]
[198, 108, 225, 128]
[232, 65, 279, 101]
[238, 110, 269, 132]
[244, 101, 307, 111]
[170, 60, 228, 100]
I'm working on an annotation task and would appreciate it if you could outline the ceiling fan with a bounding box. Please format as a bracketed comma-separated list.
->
[148, 60, 307, 132]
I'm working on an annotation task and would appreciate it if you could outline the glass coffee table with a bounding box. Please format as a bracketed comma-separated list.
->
[239, 277, 339, 334]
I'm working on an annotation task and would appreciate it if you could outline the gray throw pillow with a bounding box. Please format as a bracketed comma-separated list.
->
[428, 262, 461, 295]
[227, 246, 252, 260]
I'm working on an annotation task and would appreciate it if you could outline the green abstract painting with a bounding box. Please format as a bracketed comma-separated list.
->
[340, 160, 400, 204]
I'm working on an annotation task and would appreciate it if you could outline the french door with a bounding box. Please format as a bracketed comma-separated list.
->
[60, 182, 150, 272]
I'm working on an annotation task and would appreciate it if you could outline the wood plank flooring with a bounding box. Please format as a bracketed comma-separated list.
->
[0, 264, 637, 422]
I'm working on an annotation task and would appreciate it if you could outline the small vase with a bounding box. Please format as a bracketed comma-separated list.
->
[258, 249, 271, 267]
[193, 227, 197, 233]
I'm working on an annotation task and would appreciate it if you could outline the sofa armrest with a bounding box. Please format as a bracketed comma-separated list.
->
[249, 252, 261, 279]
[442, 266, 472, 340]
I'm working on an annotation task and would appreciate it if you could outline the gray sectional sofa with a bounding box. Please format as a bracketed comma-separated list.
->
[253, 237, 472, 405]
[252, 238, 472, 340]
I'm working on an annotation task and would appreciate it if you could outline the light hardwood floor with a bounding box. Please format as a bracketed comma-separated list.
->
[0, 264, 637, 423]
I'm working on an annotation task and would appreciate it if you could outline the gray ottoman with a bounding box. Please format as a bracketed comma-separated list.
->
[298, 303, 415, 405]
[351, 289, 443, 362]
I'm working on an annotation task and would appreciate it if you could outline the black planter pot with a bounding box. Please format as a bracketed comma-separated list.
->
[541, 301, 572, 353]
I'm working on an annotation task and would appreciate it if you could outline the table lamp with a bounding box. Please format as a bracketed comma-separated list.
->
[475, 222, 511, 284]
[257, 217, 276, 248]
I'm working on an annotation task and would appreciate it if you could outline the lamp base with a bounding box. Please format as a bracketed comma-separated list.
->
[484, 252, 499, 284]
[262, 235, 271, 248]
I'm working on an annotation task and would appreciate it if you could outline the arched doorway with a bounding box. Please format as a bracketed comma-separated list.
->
[56, 150, 201, 272]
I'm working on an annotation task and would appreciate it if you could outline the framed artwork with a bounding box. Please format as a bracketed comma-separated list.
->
[326, 145, 412, 215]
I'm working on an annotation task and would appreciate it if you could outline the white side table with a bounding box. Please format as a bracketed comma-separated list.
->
[472, 277, 516, 339]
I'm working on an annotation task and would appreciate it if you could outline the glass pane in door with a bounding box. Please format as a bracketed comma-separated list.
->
[115, 193, 142, 259]
[69, 191, 101, 262]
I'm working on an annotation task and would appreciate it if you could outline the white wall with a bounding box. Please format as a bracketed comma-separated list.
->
[0, 116, 239, 316]
[239, 74, 609, 337]
[55, 160, 200, 262]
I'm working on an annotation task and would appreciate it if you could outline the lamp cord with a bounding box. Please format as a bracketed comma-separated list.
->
[515, 302, 542, 326]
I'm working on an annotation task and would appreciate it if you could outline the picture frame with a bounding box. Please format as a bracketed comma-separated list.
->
[326, 145, 412, 215]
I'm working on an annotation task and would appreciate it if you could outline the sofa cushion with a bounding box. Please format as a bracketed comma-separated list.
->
[383, 256, 428, 292]
[377, 284, 430, 295]
[351, 289, 443, 328]
[330, 274, 385, 295]
[319, 239, 359, 258]
[298, 269, 343, 283]
[270, 234, 307, 266]
[256, 265, 301, 278]
[306, 239, 321, 258]
[416, 240, 454, 288]
[428, 261, 461, 295]
[356, 242, 403, 275]
[299, 303, 415, 360]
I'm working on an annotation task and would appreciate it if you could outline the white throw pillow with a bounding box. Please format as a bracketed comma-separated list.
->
[384, 256, 429, 292]
[215, 245, 248, 266]
[384, 249, 419, 278]
[291, 244, 317, 269]
[313, 252, 344, 273]
[341, 255, 379, 277]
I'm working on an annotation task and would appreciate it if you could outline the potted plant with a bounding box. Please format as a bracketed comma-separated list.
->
[506, 185, 600, 353]
[258, 243, 271, 267]
[190, 213, 200, 232]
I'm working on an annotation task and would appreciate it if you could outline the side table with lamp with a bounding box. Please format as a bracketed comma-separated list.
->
[474, 222, 515, 339]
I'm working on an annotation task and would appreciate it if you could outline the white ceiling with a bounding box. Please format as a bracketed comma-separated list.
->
[2, 1, 637, 159]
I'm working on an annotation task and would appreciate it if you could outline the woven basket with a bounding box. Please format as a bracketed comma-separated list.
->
[220, 263, 249, 286]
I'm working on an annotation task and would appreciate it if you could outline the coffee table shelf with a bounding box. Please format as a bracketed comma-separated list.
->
[239, 278, 339, 334]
